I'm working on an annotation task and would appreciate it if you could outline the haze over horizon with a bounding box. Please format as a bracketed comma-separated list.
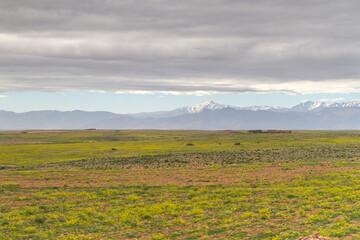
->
[1, 0, 359, 113]
[2, 99, 360, 115]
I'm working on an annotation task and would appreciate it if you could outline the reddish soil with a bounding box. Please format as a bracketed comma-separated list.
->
[1, 165, 357, 189]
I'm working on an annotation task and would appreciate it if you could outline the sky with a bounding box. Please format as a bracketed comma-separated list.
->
[1, 0, 360, 113]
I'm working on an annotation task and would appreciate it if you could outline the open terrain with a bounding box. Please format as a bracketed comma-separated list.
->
[1, 130, 360, 239]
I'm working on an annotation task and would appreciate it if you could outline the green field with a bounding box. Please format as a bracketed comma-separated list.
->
[1, 130, 360, 239]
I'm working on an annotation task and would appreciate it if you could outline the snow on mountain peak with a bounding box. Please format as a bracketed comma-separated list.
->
[291, 101, 330, 112]
[291, 100, 360, 112]
[182, 99, 360, 115]
[332, 100, 360, 108]
[186, 101, 230, 113]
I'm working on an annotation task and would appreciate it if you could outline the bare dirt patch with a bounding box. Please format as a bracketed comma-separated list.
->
[296, 232, 333, 240]
[3, 165, 358, 189]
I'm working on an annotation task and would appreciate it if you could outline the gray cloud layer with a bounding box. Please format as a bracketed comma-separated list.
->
[1, 0, 360, 94]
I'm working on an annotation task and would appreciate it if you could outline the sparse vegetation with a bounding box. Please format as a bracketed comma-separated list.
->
[1, 130, 360, 239]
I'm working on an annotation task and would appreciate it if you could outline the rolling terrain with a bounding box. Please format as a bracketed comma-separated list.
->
[1, 130, 360, 239]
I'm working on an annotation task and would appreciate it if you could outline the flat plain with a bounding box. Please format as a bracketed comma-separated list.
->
[1, 130, 360, 239]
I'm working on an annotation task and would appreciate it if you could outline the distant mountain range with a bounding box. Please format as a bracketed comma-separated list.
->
[2, 100, 360, 130]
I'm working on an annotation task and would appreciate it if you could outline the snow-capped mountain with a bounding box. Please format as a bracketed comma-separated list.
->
[130, 101, 232, 118]
[238, 106, 288, 112]
[331, 100, 360, 108]
[130, 101, 284, 118]
[131, 100, 360, 119]
[2, 100, 360, 130]
[291, 101, 330, 112]
[183, 101, 230, 113]
[185, 101, 288, 113]
[291, 100, 360, 112]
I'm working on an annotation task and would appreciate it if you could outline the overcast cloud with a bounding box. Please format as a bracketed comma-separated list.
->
[1, 0, 360, 94]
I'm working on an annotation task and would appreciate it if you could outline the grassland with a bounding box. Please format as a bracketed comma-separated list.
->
[1, 130, 360, 239]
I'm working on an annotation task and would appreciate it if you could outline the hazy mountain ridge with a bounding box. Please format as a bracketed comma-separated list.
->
[290, 100, 360, 112]
[2, 100, 360, 130]
[130, 101, 231, 118]
[131, 100, 360, 118]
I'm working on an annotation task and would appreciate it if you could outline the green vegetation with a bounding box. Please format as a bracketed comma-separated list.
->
[1, 130, 360, 239]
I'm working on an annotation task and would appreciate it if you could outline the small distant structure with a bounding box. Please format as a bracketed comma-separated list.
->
[248, 130, 292, 134]
[248, 130, 263, 133]
[266, 130, 292, 134]
[21, 131, 28, 134]
[85, 128, 97, 131]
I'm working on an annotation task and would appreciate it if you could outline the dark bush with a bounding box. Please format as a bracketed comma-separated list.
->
[35, 217, 46, 224]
